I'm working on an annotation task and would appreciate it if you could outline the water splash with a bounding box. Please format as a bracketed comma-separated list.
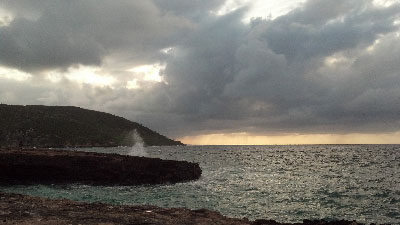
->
[128, 129, 147, 157]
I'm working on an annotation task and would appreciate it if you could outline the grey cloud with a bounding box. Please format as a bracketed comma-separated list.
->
[1, 0, 400, 138]
[0, 0, 193, 71]
[161, 9, 248, 117]
[265, 1, 400, 61]
[279, 0, 366, 25]
[0, 17, 104, 70]
[153, 0, 225, 18]
[149, 1, 400, 136]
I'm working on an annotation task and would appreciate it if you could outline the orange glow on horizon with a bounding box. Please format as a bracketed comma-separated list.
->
[178, 132, 400, 145]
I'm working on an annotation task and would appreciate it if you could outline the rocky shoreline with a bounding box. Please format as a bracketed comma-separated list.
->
[0, 148, 201, 185]
[0, 148, 390, 225]
[0, 192, 381, 225]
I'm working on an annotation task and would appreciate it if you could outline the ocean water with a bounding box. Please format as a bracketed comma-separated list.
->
[1, 145, 399, 224]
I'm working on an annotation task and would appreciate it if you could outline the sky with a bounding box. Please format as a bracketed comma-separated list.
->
[0, 0, 400, 145]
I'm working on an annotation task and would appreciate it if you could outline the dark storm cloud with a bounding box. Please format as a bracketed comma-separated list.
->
[1, 0, 400, 137]
[161, 9, 248, 117]
[0, 0, 193, 71]
[153, 0, 224, 17]
[148, 0, 400, 136]
[265, 0, 400, 61]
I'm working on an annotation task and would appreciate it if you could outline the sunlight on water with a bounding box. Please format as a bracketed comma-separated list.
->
[1, 145, 399, 224]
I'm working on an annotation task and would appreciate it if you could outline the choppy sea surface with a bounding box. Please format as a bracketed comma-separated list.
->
[1, 145, 400, 224]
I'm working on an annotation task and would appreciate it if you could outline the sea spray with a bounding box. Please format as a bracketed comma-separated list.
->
[128, 129, 147, 157]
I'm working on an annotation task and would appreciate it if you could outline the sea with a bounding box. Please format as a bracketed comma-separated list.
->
[1, 145, 399, 224]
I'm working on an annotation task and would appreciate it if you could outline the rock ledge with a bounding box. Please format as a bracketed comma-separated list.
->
[0, 192, 385, 225]
[0, 148, 201, 185]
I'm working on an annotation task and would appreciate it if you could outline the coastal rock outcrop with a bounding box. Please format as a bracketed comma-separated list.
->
[0, 148, 201, 185]
[0, 192, 383, 225]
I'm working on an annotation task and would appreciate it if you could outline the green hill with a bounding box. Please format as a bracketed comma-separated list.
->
[0, 104, 183, 148]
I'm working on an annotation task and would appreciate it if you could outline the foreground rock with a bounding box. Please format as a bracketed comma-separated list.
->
[0, 192, 382, 225]
[0, 148, 201, 185]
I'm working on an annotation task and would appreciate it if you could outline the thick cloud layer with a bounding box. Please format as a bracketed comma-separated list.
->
[0, 0, 193, 71]
[0, 0, 399, 138]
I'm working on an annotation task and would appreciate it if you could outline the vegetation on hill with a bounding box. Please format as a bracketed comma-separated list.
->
[0, 104, 183, 147]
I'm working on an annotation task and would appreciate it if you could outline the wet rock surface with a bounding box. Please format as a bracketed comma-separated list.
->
[0, 192, 247, 225]
[0, 192, 385, 225]
[0, 148, 202, 185]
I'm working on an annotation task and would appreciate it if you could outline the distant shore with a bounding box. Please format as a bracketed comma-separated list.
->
[0, 104, 184, 148]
